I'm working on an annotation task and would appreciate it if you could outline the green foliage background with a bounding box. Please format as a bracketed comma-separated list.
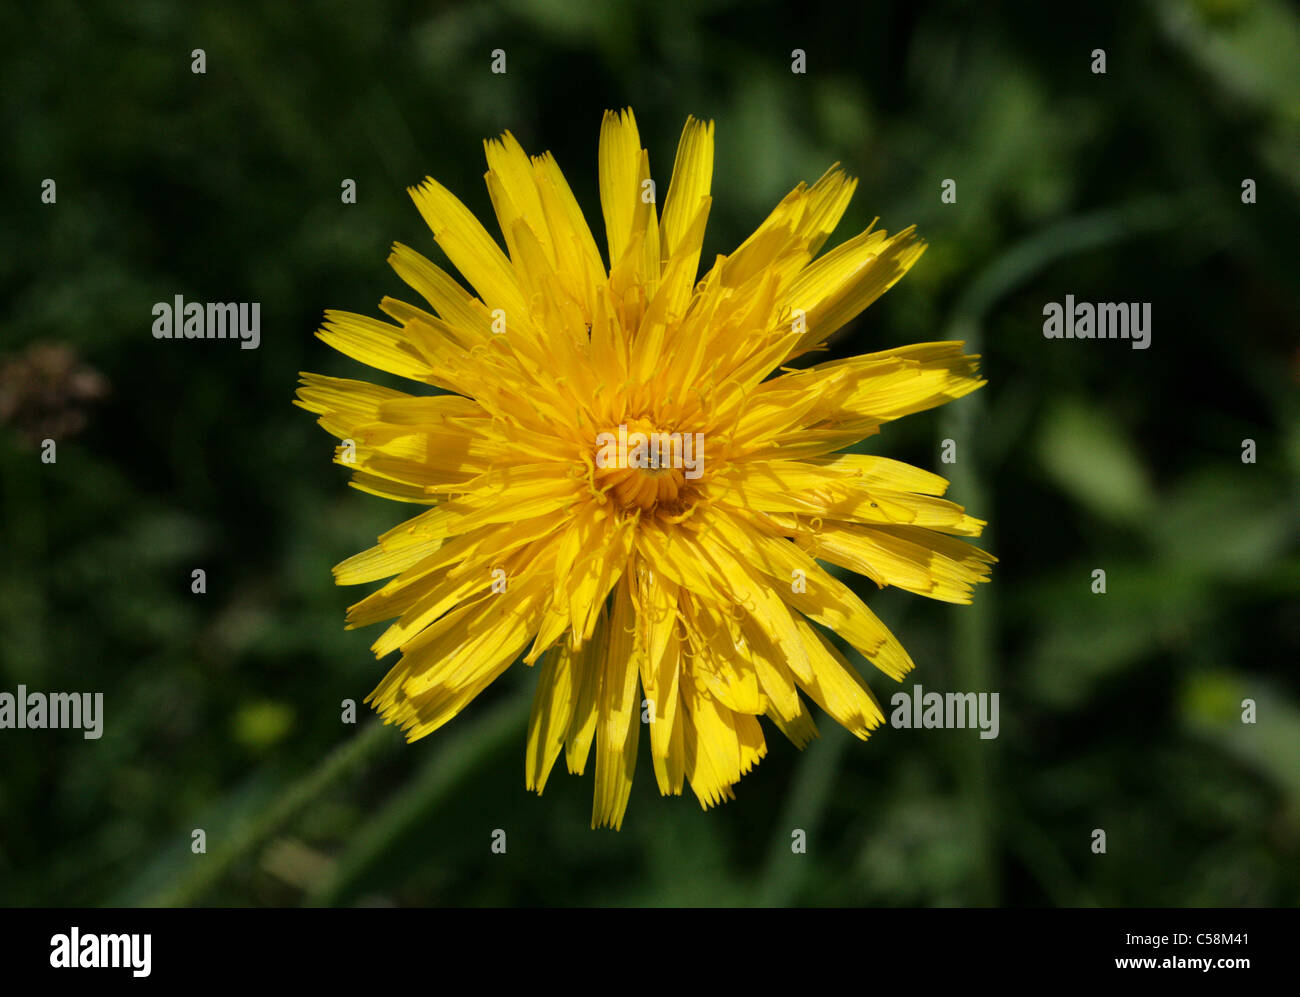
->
[1, 0, 1298, 906]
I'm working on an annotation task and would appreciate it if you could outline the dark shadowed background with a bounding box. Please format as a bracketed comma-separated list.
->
[2, 0, 1298, 906]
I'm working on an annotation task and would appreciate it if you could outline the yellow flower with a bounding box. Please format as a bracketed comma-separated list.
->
[297, 108, 992, 829]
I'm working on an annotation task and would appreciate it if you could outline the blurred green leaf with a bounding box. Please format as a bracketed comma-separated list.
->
[1036, 399, 1155, 524]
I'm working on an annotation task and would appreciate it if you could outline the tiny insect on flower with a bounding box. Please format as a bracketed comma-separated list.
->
[296, 108, 993, 829]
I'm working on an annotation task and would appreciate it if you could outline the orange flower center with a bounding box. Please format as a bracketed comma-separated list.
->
[591, 418, 703, 513]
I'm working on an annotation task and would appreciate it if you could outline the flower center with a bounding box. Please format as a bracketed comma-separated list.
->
[591, 418, 704, 512]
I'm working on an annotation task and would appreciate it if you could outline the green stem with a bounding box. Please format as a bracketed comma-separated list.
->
[305, 691, 530, 907]
[149, 720, 394, 907]
[753, 722, 851, 907]
[940, 195, 1186, 905]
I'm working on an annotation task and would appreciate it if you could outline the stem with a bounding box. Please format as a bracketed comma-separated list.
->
[940, 195, 1185, 905]
[149, 720, 394, 907]
[305, 691, 530, 907]
[753, 722, 851, 906]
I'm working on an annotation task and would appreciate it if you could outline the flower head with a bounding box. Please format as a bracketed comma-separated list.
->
[297, 108, 992, 828]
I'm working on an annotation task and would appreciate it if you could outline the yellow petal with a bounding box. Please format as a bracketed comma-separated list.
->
[592, 579, 641, 829]
[660, 115, 714, 261]
[484, 130, 553, 262]
[387, 242, 493, 343]
[533, 152, 607, 316]
[565, 605, 606, 775]
[793, 619, 884, 739]
[294, 373, 410, 439]
[598, 107, 642, 269]
[636, 567, 684, 795]
[315, 310, 439, 383]
[408, 176, 531, 324]
[798, 522, 996, 603]
[526, 644, 578, 793]
[781, 224, 927, 350]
